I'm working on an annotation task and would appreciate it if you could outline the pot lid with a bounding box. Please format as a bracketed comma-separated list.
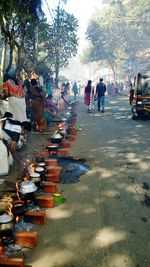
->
[61, 118, 67, 122]
[29, 172, 40, 177]
[35, 167, 44, 172]
[20, 180, 35, 189]
[19, 187, 37, 193]
[46, 144, 59, 148]
[19, 180, 37, 194]
[13, 201, 24, 207]
[52, 133, 62, 139]
[0, 214, 13, 223]
[36, 155, 44, 160]
[38, 162, 46, 165]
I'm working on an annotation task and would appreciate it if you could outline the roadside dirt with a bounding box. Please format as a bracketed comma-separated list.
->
[1, 95, 150, 267]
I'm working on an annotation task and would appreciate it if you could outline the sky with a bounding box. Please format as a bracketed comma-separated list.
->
[42, 0, 103, 50]
[65, 0, 103, 38]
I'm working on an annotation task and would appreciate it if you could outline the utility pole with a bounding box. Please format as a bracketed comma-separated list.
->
[55, 5, 60, 87]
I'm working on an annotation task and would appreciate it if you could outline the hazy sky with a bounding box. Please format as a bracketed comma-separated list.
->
[65, 0, 103, 37]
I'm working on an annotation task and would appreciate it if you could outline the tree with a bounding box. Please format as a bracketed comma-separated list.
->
[51, 7, 78, 86]
[82, 4, 125, 79]
[0, 0, 43, 78]
[19, 7, 78, 83]
[82, 0, 150, 81]
[0, 0, 77, 83]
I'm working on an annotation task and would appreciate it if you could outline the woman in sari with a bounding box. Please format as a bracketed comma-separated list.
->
[84, 80, 94, 112]
[30, 79, 46, 132]
[3, 74, 28, 122]
[45, 94, 58, 123]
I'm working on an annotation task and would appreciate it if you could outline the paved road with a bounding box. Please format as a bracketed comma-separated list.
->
[26, 95, 150, 267]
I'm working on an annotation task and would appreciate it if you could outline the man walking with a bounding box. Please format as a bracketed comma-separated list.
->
[72, 81, 79, 100]
[96, 78, 106, 112]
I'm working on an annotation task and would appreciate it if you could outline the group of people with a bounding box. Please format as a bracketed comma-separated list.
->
[107, 82, 124, 96]
[61, 81, 80, 100]
[84, 78, 106, 113]
[2, 75, 46, 132]
[0, 72, 71, 171]
[84, 79, 127, 113]
[2, 74, 68, 131]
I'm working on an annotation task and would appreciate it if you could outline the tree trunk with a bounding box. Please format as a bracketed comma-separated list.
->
[111, 66, 116, 83]
[5, 41, 15, 75]
[33, 26, 38, 67]
[16, 46, 21, 76]
[0, 38, 7, 80]
[55, 68, 59, 88]
[54, 6, 60, 88]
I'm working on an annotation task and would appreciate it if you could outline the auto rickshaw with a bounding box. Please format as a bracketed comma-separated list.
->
[130, 72, 150, 119]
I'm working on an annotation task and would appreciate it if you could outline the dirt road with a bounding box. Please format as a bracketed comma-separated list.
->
[3, 95, 150, 267]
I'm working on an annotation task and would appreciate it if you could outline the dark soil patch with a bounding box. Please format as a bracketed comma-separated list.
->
[51, 155, 90, 184]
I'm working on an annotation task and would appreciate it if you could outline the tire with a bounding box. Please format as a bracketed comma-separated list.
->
[132, 107, 139, 120]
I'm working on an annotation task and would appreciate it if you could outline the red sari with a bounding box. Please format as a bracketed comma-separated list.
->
[84, 85, 94, 108]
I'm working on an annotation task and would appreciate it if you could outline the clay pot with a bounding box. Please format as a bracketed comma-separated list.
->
[29, 172, 41, 185]
[11, 200, 25, 217]
[35, 155, 45, 163]
[0, 214, 14, 235]
[51, 133, 63, 144]
[45, 144, 59, 153]
[44, 158, 57, 166]
[37, 162, 46, 168]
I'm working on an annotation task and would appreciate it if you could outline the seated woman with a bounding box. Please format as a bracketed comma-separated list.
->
[2, 112, 27, 150]
[45, 94, 58, 123]
[0, 114, 31, 166]
[58, 91, 70, 111]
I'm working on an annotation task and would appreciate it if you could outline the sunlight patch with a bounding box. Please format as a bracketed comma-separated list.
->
[93, 167, 114, 179]
[138, 161, 150, 170]
[47, 207, 73, 219]
[93, 227, 126, 248]
[125, 185, 137, 193]
[75, 184, 89, 192]
[83, 206, 97, 214]
[126, 153, 141, 163]
[102, 190, 119, 197]
[109, 253, 133, 267]
[32, 250, 73, 266]
[63, 232, 82, 248]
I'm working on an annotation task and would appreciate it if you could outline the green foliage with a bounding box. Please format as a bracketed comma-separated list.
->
[0, 1, 78, 80]
[82, 0, 150, 71]
[0, 0, 43, 75]
[84, 6, 124, 66]
[19, 8, 78, 80]
[52, 8, 79, 69]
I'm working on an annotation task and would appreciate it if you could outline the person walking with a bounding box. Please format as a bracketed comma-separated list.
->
[72, 81, 79, 100]
[96, 78, 106, 112]
[84, 80, 94, 113]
